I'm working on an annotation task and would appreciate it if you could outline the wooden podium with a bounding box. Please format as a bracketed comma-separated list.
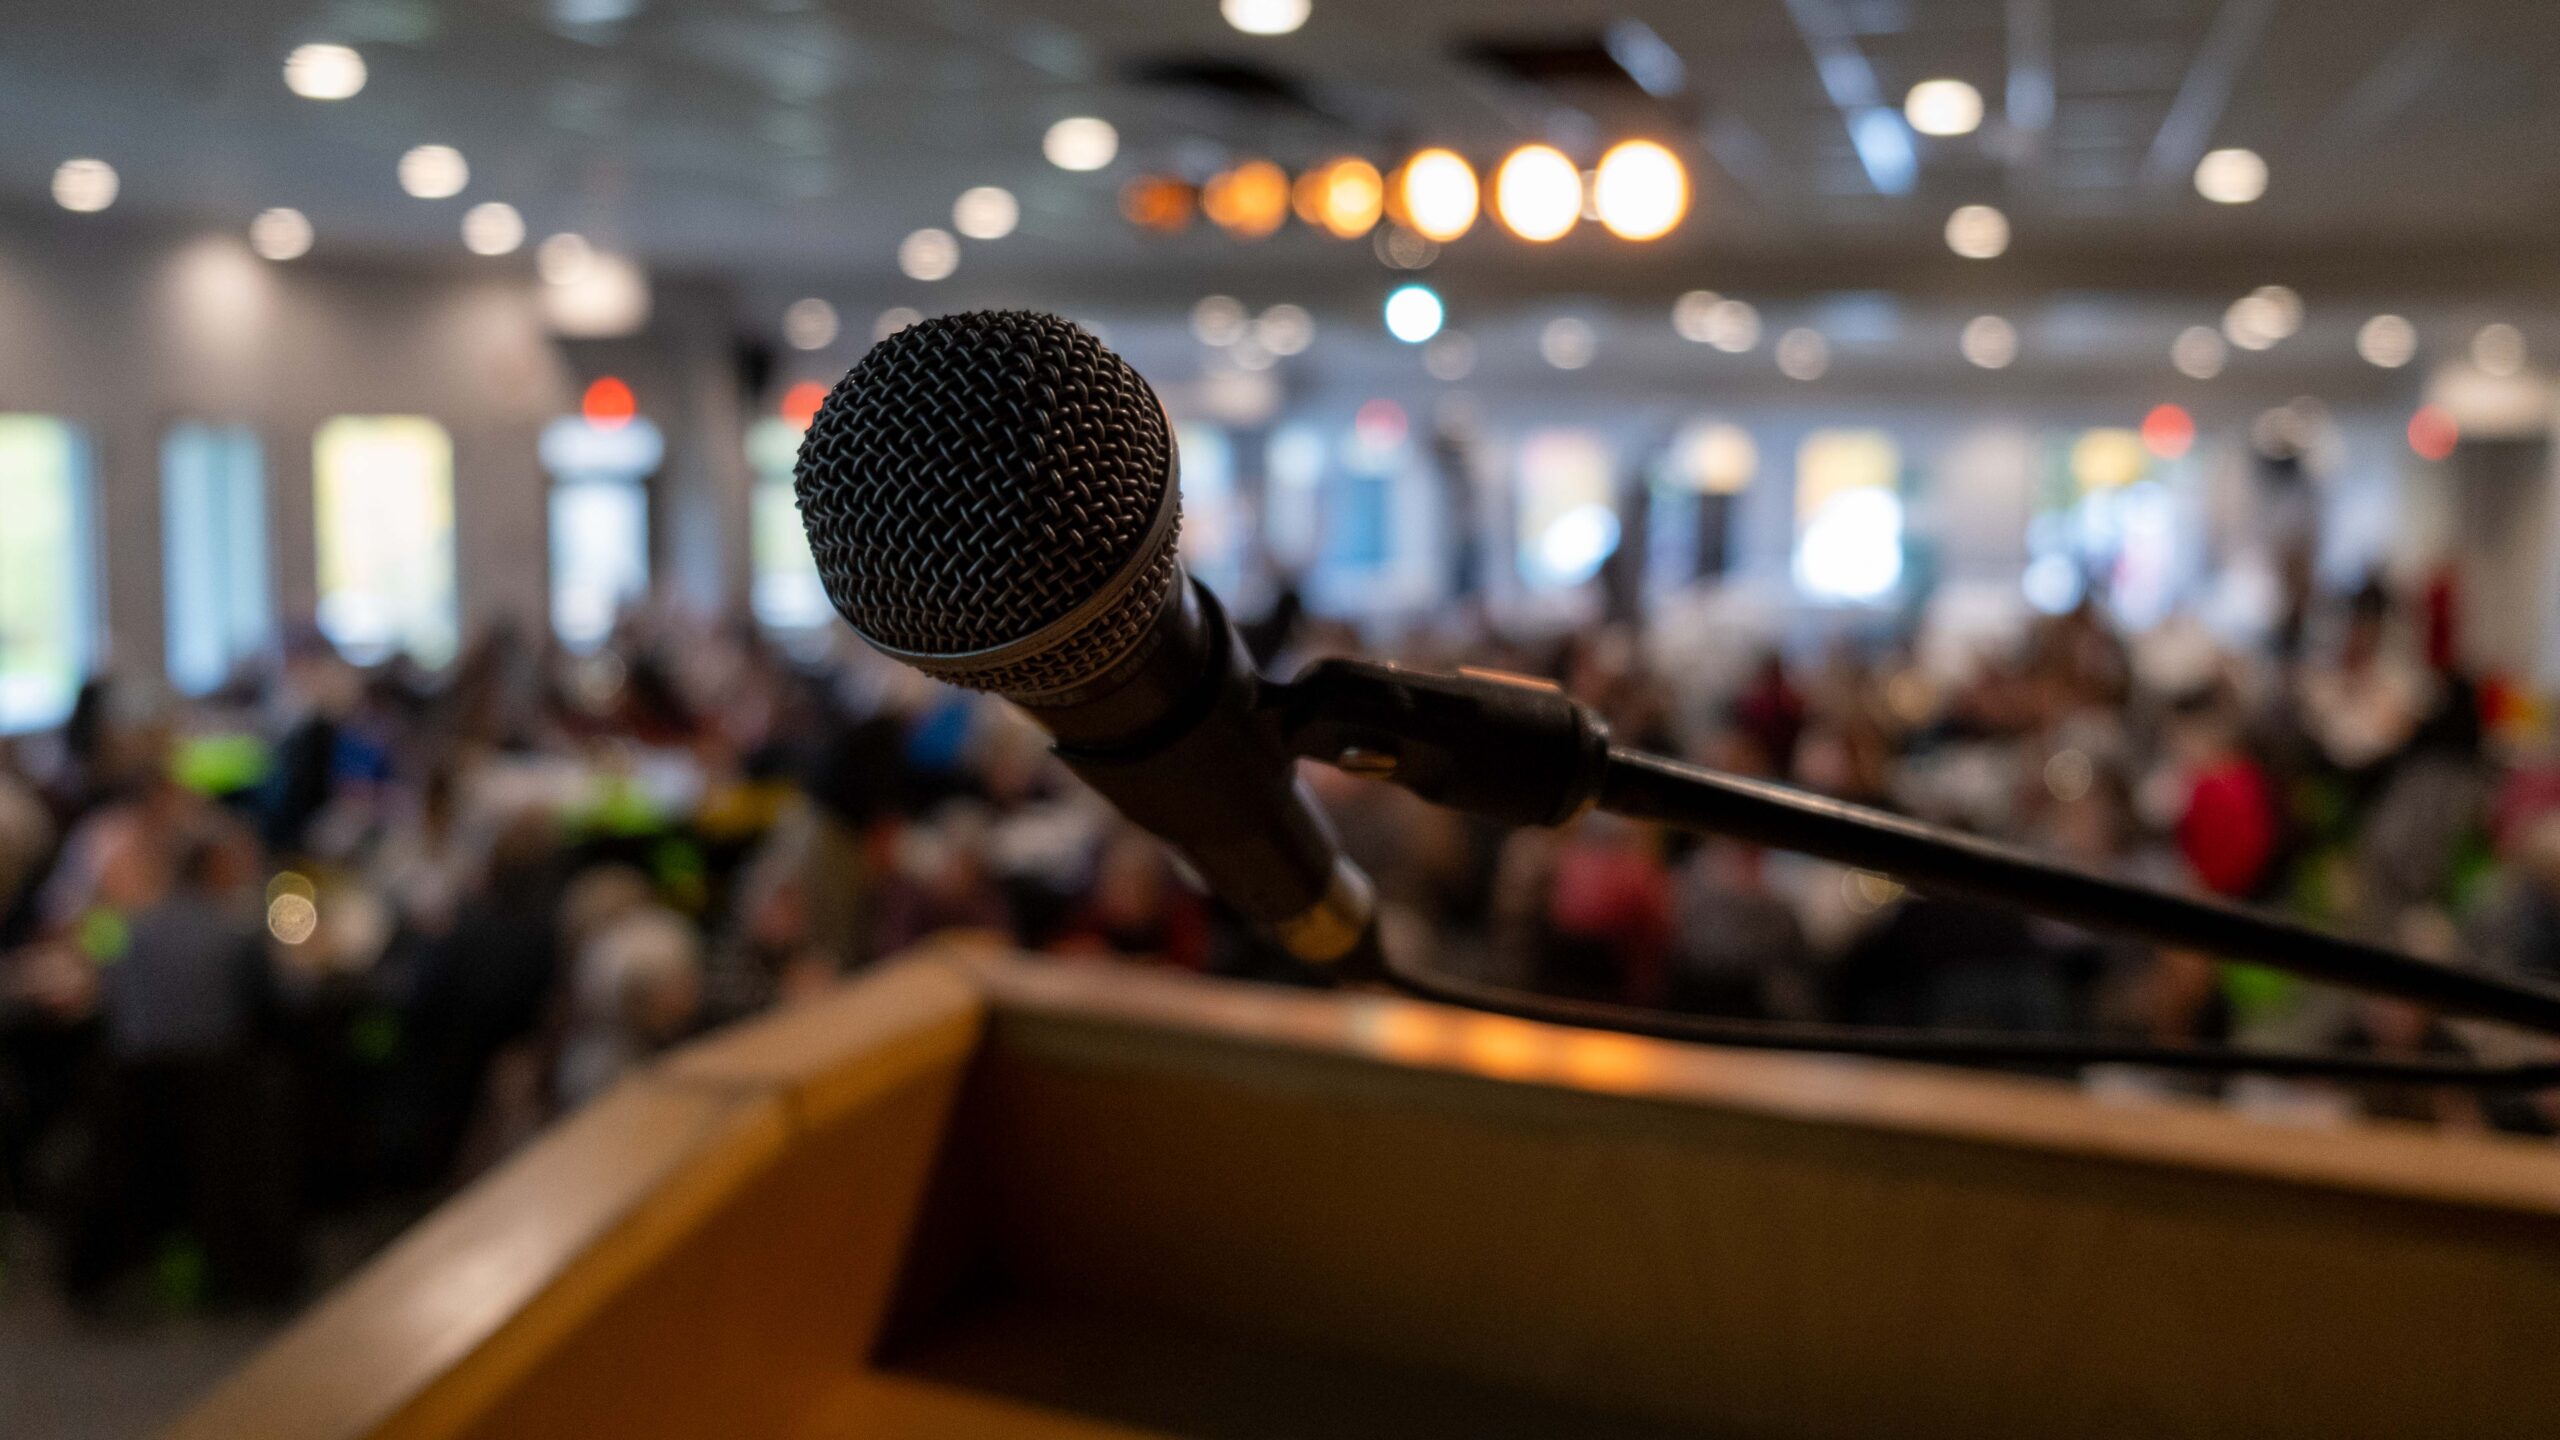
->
[172, 941, 2560, 1440]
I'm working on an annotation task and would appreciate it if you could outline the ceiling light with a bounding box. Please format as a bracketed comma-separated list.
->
[1592, 140, 1687, 241]
[1220, 0, 1309, 36]
[1776, 328, 1829, 380]
[1254, 303, 1314, 356]
[1397, 149, 1479, 242]
[1190, 295, 1247, 346]
[2473, 323, 2527, 377]
[1904, 79, 1983, 137]
[2172, 325, 2227, 379]
[2356, 314, 2416, 369]
[1201, 160, 1289, 239]
[1945, 204, 2008, 259]
[1300, 157, 1383, 239]
[1119, 175, 1195, 233]
[1384, 284, 1443, 343]
[783, 298, 839, 350]
[2249, 284, 2302, 339]
[1044, 117, 1118, 172]
[461, 201, 524, 255]
[1960, 315, 2017, 369]
[1423, 331, 1476, 380]
[1540, 317, 1596, 370]
[953, 186, 1018, 240]
[542, 251, 650, 336]
[537, 232, 593, 284]
[1704, 299, 1760, 353]
[398, 144, 469, 200]
[1672, 290, 1720, 343]
[2223, 295, 2284, 350]
[2194, 147, 2266, 204]
[1494, 145, 1581, 242]
[250, 207, 314, 261]
[874, 307, 922, 342]
[51, 158, 117, 213]
[284, 43, 366, 101]
[898, 227, 958, 281]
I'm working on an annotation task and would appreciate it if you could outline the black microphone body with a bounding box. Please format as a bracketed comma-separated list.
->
[794, 310, 1373, 968]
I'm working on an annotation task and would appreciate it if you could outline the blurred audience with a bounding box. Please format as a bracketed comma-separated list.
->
[4, 569, 2559, 1323]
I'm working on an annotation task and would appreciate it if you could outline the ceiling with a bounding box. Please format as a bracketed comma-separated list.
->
[5, 0, 2560, 373]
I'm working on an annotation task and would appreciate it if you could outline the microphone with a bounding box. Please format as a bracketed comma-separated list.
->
[793, 309, 1376, 970]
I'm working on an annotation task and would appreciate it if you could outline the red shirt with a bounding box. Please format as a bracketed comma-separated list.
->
[2179, 758, 2279, 898]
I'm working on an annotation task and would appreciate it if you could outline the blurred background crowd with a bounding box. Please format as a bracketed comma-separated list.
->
[9, 556, 2560, 1318]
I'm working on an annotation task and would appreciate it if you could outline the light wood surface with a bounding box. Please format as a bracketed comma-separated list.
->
[170, 942, 2560, 1440]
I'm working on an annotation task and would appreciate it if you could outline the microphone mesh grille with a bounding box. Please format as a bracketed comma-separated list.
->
[793, 310, 1178, 696]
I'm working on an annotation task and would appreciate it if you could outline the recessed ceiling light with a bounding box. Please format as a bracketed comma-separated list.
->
[1190, 295, 1247, 346]
[1904, 79, 1983, 137]
[1423, 331, 1476, 381]
[2172, 325, 2227, 379]
[538, 232, 594, 285]
[2195, 148, 2267, 204]
[1540, 317, 1597, 370]
[953, 186, 1019, 240]
[250, 207, 314, 261]
[1945, 204, 2008, 259]
[2356, 314, 2417, 369]
[898, 227, 958, 281]
[1043, 117, 1118, 172]
[284, 44, 366, 101]
[398, 145, 469, 200]
[1397, 149, 1478, 243]
[1592, 140, 1687, 241]
[1776, 328, 1829, 380]
[2473, 322, 2527, 377]
[1961, 315, 2017, 369]
[51, 158, 117, 213]
[1221, 0, 1309, 36]
[783, 298, 839, 350]
[461, 201, 524, 255]
[1383, 284, 1443, 343]
[1493, 145, 1581, 242]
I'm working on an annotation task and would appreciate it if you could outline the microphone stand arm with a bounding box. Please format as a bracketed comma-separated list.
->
[1264, 656, 2560, 1049]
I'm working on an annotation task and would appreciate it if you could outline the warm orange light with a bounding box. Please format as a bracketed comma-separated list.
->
[1202, 159, 1290, 239]
[1119, 175, 1196, 233]
[1557, 1033, 1662, 1093]
[581, 376, 635, 430]
[781, 381, 829, 431]
[1295, 157, 1384, 239]
[1493, 144, 1581, 242]
[1592, 139, 1688, 241]
[1397, 147, 1479, 242]
[2141, 403, 2196, 460]
[1458, 1016, 1549, 1080]
[2409, 404, 2458, 461]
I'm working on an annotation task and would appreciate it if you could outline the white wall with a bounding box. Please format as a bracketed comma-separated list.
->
[0, 218, 750, 690]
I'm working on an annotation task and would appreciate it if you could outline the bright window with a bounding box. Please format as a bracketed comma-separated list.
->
[0, 416, 97, 731]
[163, 423, 271, 694]
[2026, 427, 2182, 624]
[1793, 429, 1903, 602]
[541, 416, 661, 651]
[1515, 429, 1619, 590]
[747, 418, 829, 631]
[315, 416, 457, 666]
[1175, 423, 1243, 599]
